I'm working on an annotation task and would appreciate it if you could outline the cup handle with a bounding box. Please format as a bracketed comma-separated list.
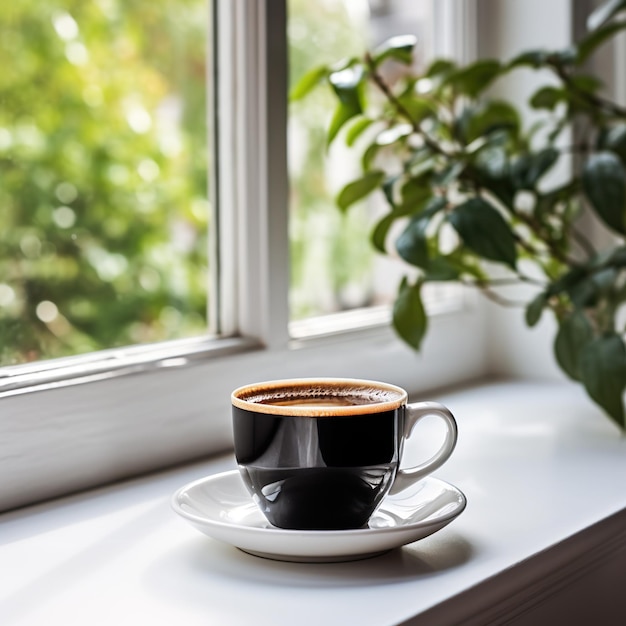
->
[389, 401, 458, 495]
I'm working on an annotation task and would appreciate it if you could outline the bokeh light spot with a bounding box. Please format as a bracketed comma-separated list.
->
[55, 182, 78, 204]
[65, 42, 89, 66]
[53, 206, 77, 229]
[52, 12, 79, 41]
[36, 301, 59, 323]
[0, 284, 16, 307]
[20, 234, 42, 258]
[137, 158, 160, 182]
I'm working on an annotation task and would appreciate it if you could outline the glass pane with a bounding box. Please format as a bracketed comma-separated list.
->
[288, 0, 436, 323]
[0, 0, 209, 365]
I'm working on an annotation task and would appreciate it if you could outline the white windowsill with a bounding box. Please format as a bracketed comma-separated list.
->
[2, 380, 625, 626]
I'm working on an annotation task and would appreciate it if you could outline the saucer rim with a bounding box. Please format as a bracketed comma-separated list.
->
[171, 469, 467, 537]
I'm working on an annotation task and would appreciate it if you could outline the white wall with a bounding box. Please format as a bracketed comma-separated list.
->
[476, 0, 573, 380]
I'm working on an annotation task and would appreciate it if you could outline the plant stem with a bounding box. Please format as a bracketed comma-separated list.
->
[518, 273, 549, 287]
[511, 230, 548, 259]
[364, 53, 454, 158]
[461, 279, 528, 307]
[553, 64, 626, 118]
[511, 209, 581, 266]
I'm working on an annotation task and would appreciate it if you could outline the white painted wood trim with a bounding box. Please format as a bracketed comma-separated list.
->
[218, 0, 290, 348]
[433, 0, 478, 62]
[0, 308, 487, 512]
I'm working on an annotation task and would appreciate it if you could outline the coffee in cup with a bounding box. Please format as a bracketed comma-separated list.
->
[231, 378, 457, 530]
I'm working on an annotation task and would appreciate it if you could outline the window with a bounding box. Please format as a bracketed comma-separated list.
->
[0, 0, 210, 365]
[0, 0, 485, 512]
[287, 0, 476, 338]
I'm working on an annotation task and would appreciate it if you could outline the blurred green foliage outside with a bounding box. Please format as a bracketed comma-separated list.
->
[0, 0, 208, 365]
[288, 0, 377, 319]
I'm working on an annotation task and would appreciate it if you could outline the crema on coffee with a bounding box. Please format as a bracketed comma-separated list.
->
[232, 379, 406, 417]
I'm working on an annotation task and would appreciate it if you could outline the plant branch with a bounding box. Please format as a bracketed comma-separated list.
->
[512, 229, 548, 260]
[517, 273, 549, 287]
[461, 279, 528, 307]
[482, 273, 549, 288]
[553, 64, 626, 118]
[364, 53, 454, 158]
[510, 210, 580, 266]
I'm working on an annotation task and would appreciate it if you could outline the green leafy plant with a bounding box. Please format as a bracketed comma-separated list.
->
[292, 1, 626, 428]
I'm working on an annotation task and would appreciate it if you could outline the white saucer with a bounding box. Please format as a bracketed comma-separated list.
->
[171, 470, 466, 563]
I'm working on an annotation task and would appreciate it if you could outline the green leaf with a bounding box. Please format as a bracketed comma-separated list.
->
[432, 162, 465, 187]
[470, 152, 516, 209]
[289, 65, 329, 101]
[569, 268, 617, 308]
[578, 20, 626, 63]
[580, 334, 626, 427]
[396, 217, 429, 268]
[512, 148, 560, 189]
[371, 213, 396, 253]
[372, 35, 417, 66]
[375, 124, 413, 146]
[385, 195, 445, 226]
[443, 60, 501, 97]
[420, 196, 448, 216]
[608, 245, 626, 266]
[436, 248, 487, 281]
[529, 148, 560, 183]
[407, 155, 436, 180]
[328, 102, 361, 146]
[399, 195, 447, 222]
[510, 48, 577, 69]
[552, 48, 578, 65]
[473, 145, 509, 179]
[447, 198, 518, 268]
[327, 64, 365, 145]
[587, 0, 626, 31]
[362, 142, 381, 170]
[336, 170, 384, 212]
[395, 94, 437, 125]
[424, 256, 462, 281]
[426, 59, 456, 78]
[400, 176, 431, 207]
[530, 86, 566, 111]
[525, 292, 547, 327]
[554, 311, 593, 381]
[582, 151, 626, 235]
[547, 266, 587, 298]
[371, 195, 444, 253]
[381, 176, 400, 207]
[393, 277, 427, 350]
[463, 100, 520, 144]
[328, 63, 364, 99]
[508, 49, 549, 69]
[570, 74, 604, 94]
[345, 117, 374, 147]
[601, 124, 626, 162]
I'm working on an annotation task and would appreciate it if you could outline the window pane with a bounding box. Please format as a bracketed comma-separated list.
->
[0, 0, 209, 365]
[288, 0, 436, 322]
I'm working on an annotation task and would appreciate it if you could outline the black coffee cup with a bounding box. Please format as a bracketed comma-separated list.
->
[231, 378, 457, 530]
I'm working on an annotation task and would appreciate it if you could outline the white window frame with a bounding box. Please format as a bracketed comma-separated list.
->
[0, 0, 485, 512]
